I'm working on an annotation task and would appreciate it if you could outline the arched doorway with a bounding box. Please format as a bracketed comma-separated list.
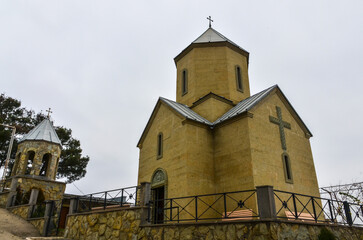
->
[151, 169, 167, 224]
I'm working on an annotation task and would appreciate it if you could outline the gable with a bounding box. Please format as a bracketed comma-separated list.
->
[212, 85, 312, 137]
[191, 93, 234, 122]
[137, 98, 211, 148]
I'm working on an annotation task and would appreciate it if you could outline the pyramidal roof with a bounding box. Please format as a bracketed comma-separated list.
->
[192, 27, 247, 52]
[19, 119, 62, 145]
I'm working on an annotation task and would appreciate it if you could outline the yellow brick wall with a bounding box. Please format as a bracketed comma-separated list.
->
[191, 97, 233, 122]
[137, 103, 216, 199]
[248, 91, 320, 198]
[138, 103, 189, 198]
[175, 46, 250, 106]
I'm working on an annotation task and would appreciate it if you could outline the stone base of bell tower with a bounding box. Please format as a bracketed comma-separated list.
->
[5, 175, 66, 208]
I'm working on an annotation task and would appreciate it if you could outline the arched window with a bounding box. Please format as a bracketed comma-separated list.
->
[25, 151, 35, 175]
[235, 65, 243, 92]
[282, 153, 293, 183]
[157, 132, 163, 159]
[40, 153, 51, 177]
[182, 69, 188, 95]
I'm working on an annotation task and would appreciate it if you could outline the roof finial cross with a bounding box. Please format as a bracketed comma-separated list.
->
[46, 108, 52, 119]
[207, 16, 213, 28]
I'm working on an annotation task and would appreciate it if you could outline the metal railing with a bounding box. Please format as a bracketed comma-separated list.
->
[76, 186, 139, 213]
[148, 190, 258, 223]
[274, 189, 363, 226]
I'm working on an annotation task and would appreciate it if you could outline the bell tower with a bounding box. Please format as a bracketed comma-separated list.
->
[11, 119, 62, 180]
[174, 27, 251, 106]
[6, 118, 66, 207]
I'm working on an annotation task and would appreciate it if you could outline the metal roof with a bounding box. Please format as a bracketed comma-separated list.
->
[192, 27, 247, 52]
[160, 97, 213, 125]
[213, 85, 277, 125]
[19, 119, 62, 145]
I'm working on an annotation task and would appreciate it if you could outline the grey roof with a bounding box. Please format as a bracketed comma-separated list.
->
[213, 85, 277, 125]
[192, 27, 247, 52]
[160, 97, 212, 125]
[19, 119, 62, 145]
[138, 85, 312, 146]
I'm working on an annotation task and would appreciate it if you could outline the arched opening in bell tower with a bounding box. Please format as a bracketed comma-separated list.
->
[25, 151, 35, 175]
[39, 153, 51, 177]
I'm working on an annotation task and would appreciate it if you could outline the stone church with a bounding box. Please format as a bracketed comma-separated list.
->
[137, 26, 320, 203]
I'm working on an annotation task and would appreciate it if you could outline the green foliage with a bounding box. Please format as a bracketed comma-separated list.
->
[318, 227, 335, 240]
[0, 93, 89, 183]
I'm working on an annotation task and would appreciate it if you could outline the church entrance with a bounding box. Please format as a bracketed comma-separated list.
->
[152, 186, 165, 224]
[151, 169, 167, 224]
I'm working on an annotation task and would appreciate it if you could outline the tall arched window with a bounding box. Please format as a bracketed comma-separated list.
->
[182, 69, 188, 95]
[40, 153, 51, 177]
[25, 151, 35, 175]
[282, 153, 293, 183]
[157, 132, 163, 159]
[235, 65, 243, 92]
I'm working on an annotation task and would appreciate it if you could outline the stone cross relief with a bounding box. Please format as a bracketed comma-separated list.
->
[269, 106, 291, 150]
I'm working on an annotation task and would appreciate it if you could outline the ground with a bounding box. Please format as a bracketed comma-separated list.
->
[0, 208, 41, 239]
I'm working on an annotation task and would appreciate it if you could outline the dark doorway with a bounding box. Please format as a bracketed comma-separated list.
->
[153, 186, 165, 224]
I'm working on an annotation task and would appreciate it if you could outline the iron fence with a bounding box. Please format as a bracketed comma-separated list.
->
[273, 189, 363, 226]
[148, 190, 258, 223]
[76, 186, 139, 213]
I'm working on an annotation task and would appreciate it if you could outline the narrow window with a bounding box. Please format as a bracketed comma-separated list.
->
[282, 154, 293, 183]
[157, 133, 163, 159]
[25, 151, 35, 175]
[235, 65, 243, 92]
[182, 69, 188, 95]
[40, 153, 51, 177]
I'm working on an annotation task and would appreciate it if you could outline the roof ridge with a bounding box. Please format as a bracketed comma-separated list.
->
[213, 85, 277, 125]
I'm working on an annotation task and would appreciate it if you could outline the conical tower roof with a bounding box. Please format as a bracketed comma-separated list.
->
[174, 27, 249, 64]
[19, 119, 61, 145]
[192, 27, 246, 51]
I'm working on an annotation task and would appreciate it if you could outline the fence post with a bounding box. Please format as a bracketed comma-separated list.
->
[139, 182, 151, 225]
[27, 188, 39, 218]
[42, 200, 54, 236]
[68, 197, 79, 215]
[256, 185, 276, 220]
[343, 201, 353, 226]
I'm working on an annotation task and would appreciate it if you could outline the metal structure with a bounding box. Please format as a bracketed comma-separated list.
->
[75, 186, 139, 213]
[0, 123, 16, 189]
[149, 189, 258, 223]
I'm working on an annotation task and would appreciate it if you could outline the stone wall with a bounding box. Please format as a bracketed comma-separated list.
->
[64, 207, 363, 240]
[0, 191, 9, 207]
[8, 204, 29, 219]
[11, 175, 65, 201]
[28, 218, 45, 234]
[64, 207, 144, 240]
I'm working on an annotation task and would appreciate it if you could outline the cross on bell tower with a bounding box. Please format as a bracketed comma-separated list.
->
[46, 108, 52, 119]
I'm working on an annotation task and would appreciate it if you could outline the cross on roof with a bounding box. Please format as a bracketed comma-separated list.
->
[207, 16, 213, 28]
[46, 108, 52, 119]
[269, 106, 291, 150]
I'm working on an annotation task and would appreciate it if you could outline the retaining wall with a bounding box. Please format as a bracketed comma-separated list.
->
[64, 207, 363, 240]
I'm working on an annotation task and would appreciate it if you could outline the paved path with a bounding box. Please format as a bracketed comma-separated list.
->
[0, 208, 41, 239]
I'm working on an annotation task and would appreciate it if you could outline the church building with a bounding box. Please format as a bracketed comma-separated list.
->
[137, 26, 320, 205]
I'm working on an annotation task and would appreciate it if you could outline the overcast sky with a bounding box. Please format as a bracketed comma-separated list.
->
[1, 1, 362, 195]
